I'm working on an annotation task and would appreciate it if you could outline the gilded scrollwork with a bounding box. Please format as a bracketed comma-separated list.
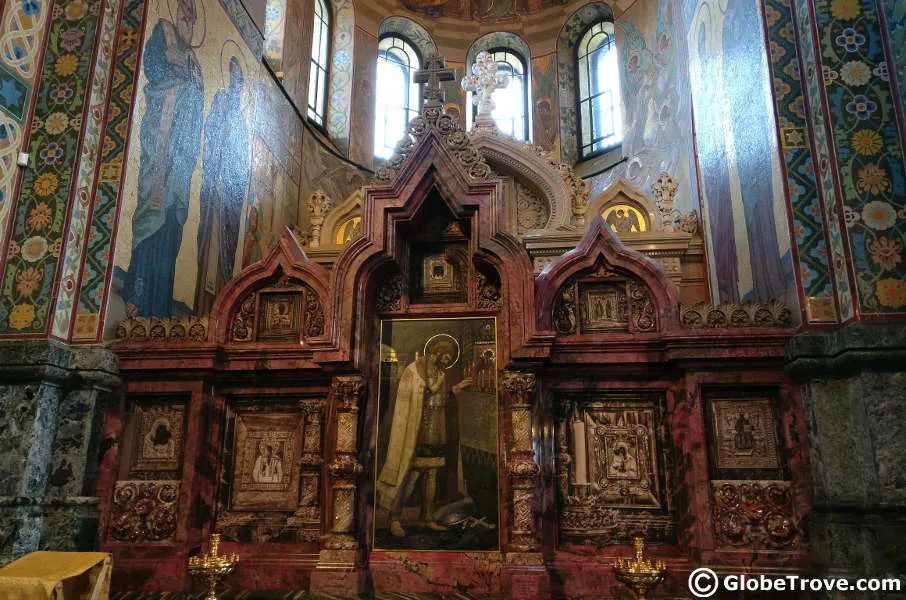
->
[712, 481, 798, 549]
[110, 480, 179, 542]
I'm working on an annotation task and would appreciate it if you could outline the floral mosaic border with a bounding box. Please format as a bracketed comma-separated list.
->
[0, 0, 102, 335]
[50, 0, 122, 339]
[72, 0, 146, 341]
[794, 0, 857, 320]
[764, 0, 838, 322]
[812, 0, 906, 313]
[327, 0, 353, 155]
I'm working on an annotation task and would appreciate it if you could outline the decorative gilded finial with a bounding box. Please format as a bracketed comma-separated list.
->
[613, 535, 667, 600]
[188, 533, 239, 600]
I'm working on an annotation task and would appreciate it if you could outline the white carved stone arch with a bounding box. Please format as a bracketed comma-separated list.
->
[470, 130, 585, 233]
[586, 177, 663, 232]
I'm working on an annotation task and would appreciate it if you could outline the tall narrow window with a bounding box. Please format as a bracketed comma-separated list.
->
[374, 35, 421, 160]
[577, 21, 622, 158]
[467, 48, 529, 141]
[308, 0, 330, 126]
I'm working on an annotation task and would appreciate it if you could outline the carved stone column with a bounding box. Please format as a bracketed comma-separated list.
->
[311, 375, 365, 595]
[500, 371, 549, 599]
[287, 399, 325, 541]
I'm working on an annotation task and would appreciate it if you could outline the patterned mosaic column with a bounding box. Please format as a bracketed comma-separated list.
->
[312, 375, 365, 595]
[287, 398, 325, 541]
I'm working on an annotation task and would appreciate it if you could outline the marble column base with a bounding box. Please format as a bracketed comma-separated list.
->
[0, 339, 119, 562]
[787, 323, 906, 584]
[502, 553, 550, 600]
[310, 549, 366, 596]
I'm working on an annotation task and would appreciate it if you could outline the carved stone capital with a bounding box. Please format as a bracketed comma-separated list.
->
[501, 371, 536, 408]
[332, 375, 364, 409]
[300, 398, 326, 414]
[508, 459, 541, 479]
[327, 456, 362, 478]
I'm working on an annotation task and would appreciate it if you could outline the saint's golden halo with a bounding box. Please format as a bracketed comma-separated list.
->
[423, 333, 460, 369]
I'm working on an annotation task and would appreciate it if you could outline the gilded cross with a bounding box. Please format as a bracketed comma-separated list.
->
[413, 54, 455, 110]
[461, 51, 509, 131]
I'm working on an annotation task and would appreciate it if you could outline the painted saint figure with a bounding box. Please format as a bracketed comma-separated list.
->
[252, 444, 283, 483]
[377, 337, 472, 537]
[126, 0, 204, 317]
[195, 55, 250, 313]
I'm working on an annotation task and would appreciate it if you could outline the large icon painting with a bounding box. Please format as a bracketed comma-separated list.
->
[374, 318, 499, 551]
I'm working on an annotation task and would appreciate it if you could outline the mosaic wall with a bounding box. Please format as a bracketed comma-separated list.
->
[111, 0, 263, 319]
[241, 73, 303, 269]
[348, 28, 377, 169]
[810, 0, 906, 314]
[763, 0, 837, 322]
[0, 0, 51, 253]
[532, 53, 560, 157]
[72, 0, 146, 341]
[885, 0, 906, 114]
[686, 0, 799, 308]
[586, 0, 699, 217]
[298, 127, 369, 233]
[0, 0, 103, 334]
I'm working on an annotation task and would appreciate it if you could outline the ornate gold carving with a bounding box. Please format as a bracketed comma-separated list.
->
[336, 412, 357, 453]
[710, 399, 780, 470]
[680, 300, 793, 329]
[110, 480, 179, 542]
[231, 413, 303, 511]
[117, 316, 208, 344]
[230, 295, 255, 342]
[712, 481, 798, 549]
[501, 372, 536, 409]
[188, 533, 239, 600]
[375, 273, 403, 312]
[613, 536, 667, 600]
[333, 376, 364, 410]
[304, 288, 324, 338]
[553, 283, 577, 334]
[628, 281, 656, 332]
[132, 405, 184, 474]
[652, 173, 678, 233]
[476, 269, 502, 309]
[579, 283, 629, 332]
[257, 292, 302, 341]
[558, 399, 673, 542]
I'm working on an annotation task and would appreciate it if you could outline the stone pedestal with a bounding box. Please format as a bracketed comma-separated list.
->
[787, 323, 906, 582]
[502, 553, 550, 600]
[0, 340, 119, 562]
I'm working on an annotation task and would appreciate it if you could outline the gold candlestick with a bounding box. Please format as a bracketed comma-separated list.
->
[613, 535, 667, 600]
[188, 533, 239, 600]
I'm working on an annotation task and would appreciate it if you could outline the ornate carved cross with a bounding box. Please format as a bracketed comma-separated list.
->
[461, 51, 509, 131]
[413, 53, 455, 110]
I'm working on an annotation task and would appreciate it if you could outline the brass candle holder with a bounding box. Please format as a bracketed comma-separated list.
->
[613, 535, 667, 600]
[188, 533, 239, 600]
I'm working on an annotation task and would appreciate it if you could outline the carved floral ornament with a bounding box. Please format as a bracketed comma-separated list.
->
[116, 316, 208, 344]
[373, 109, 494, 184]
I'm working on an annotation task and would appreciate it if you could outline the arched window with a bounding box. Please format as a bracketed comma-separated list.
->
[577, 20, 622, 158]
[308, 0, 330, 126]
[467, 48, 530, 141]
[374, 35, 421, 159]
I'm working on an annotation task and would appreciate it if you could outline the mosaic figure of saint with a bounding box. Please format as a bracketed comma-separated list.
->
[195, 54, 250, 313]
[126, 0, 204, 317]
